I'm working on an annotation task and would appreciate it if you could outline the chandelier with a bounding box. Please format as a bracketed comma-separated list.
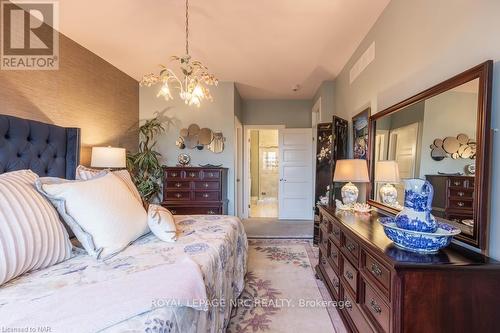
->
[140, 0, 218, 107]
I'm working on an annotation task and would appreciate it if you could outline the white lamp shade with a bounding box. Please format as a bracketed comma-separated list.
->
[375, 161, 400, 183]
[333, 159, 370, 183]
[91, 147, 126, 168]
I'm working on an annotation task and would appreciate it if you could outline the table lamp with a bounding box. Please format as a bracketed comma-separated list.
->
[333, 159, 370, 205]
[375, 161, 400, 206]
[91, 146, 126, 169]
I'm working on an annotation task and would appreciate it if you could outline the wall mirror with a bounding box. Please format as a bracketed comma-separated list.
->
[368, 61, 493, 252]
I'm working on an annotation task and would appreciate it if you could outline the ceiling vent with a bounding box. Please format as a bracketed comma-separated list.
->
[349, 42, 375, 84]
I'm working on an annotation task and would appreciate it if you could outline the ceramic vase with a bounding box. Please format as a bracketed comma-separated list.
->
[395, 178, 438, 233]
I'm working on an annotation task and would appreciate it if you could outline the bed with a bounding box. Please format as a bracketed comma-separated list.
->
[0, 115, 248, 333]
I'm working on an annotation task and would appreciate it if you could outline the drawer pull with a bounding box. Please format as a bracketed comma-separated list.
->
[370, 263, 382, 277]
[175, 193, 182, 198]
[208, 172, 214, 177]
[204, 183, 209, 188]
[333, 281, 339, 289]
[207, 210, 215, 215]
[175, 183, 182, 188]
[333, 229, 340, 236]
[203, 193, 209, 198]
[370, 299, 382, 314]
[170, 209, 177, 214]
[171, 172, 178, 177]
[458, 191, 464, 197]
[189, 172, 196, 177]
[331, 251, 338, 259]
[457, 201, 464, 207]
[321, 258, 327, 265]
[345, 271, 354, 280]
[346, 243, 356, 252]
[454, 181, 461, 186]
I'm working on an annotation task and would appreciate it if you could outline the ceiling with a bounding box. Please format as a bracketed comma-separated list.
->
[58, 0, 390, 99]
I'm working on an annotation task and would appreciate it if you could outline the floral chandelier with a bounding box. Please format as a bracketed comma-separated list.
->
[140, 0, 218, 107]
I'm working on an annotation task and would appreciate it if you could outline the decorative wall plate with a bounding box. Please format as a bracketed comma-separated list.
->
[177, 153, 191, 166]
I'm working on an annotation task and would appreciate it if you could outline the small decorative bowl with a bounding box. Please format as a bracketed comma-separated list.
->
[379, 217, 461, 253]
[352, 203, 372, 213]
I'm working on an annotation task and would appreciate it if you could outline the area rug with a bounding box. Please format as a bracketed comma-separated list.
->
[227, 239, 347, 333]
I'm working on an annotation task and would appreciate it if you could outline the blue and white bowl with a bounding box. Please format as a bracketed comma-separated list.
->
[379, 217, 461, 253]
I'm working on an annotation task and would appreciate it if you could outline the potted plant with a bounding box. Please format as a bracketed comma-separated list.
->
[127, 116, 165, 204]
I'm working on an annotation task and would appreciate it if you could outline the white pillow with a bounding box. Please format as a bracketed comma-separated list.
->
[75, 165, 143, 204]
[0, 170, 72, 285]
[148, 204, 177, 242]
[37, 173, 149, 259]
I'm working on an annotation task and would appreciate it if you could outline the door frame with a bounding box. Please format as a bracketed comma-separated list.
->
[242, 124, 285, 219]
[234, 116, 243, 218]
[311, 98, 321, 218]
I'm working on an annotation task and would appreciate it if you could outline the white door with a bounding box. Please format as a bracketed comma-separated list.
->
[279, 128, 313, 220]
[388, 122, 419, 203]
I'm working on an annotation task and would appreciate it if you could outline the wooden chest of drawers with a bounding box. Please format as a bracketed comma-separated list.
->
[426, 175, 474, 222]
[316, 205, 500, 333]
[162, 167, 228, 215]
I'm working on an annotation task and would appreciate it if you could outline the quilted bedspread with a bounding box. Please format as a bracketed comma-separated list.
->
[0, 215, 248, 333]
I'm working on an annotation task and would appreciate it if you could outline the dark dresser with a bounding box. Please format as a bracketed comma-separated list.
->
[426, 175, 474, 222]
[316, 205, 500, 333]
[162, 167, 228, 215]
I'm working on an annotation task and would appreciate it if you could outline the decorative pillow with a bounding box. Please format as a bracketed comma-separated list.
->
[148, 204, 177, 242]
[37, 173, 149, 259]
[75, 165, 142, 204]
[0, 170, 72, 286]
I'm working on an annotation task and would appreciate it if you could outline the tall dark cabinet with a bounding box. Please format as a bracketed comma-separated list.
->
[313, 116, 348, 244]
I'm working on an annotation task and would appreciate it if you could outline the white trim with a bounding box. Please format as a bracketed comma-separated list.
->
[242, 125, 285, 219]
[234, 116, 243, 218]
[311, 98, 321, 217]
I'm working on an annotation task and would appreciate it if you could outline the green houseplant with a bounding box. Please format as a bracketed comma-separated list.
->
[127, 116, 165, 204]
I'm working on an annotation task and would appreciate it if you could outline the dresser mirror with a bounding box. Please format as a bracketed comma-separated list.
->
[368, 61, 493, 252]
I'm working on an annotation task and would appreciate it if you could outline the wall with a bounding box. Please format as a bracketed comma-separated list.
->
[241, 99, 312, 128]
[0, 34, 139, 165]
[140, 82, 237, 214]
[312, 80, 336, 123]
[333, 0, 500, 258]
[419, 91, 478, 177]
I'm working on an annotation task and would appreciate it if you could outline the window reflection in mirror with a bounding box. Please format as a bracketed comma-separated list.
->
[373, 78, 479, 237]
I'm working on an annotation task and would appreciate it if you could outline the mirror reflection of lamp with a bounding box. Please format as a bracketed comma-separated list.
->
[375, 161, 400, 206]
[333, 159, 370, 206]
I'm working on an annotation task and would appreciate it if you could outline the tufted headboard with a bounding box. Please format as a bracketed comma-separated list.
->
[0, 114, 80, 179]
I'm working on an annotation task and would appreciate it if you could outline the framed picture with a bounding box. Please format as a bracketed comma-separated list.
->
[352, 108, 370, 159]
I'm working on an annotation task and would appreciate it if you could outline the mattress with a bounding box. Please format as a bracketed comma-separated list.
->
[0, 215, 248, 333]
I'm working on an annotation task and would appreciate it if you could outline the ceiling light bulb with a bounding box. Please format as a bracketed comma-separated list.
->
[157, 83, 172, 100]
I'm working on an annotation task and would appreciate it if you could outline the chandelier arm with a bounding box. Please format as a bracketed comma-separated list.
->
[185, 0, 189, 55]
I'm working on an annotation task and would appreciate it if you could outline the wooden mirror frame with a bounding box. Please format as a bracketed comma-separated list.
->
[367, 60, 493, 252]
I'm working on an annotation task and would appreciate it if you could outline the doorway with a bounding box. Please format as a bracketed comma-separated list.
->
[248, 129, 279, 218]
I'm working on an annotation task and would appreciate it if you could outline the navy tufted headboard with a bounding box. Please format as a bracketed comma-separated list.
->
[0, 115, 80, 179]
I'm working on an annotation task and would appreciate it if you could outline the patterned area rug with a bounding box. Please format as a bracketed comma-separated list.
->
[227, 239, 347, 333]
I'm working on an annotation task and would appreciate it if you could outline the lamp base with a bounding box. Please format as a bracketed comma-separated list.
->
[341, 182, 359, 205]
[380, 183, 398, 206]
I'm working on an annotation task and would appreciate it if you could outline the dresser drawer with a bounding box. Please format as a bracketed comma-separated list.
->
[342, 234, 360, 262]
[362, 281, 390, 333]
[449, 188, 473, 199]
[185, 170, 201, 179]
[362, 251, 391, 297]
[165, 170, 183, 179]
[320, 215, 332, 233]
[342, 286, 374, 333]
[202, 170, 220, 179]
[319, 225, 329, 249]
[164, 191, 191, 201]
[328, 239, 340, 271]
[342, 256, 358, 297]
[165, 206, 221, 215]
[449, 198, 473, 209]
[165, 181, 191, 189]
[194, 181, 220, 190]
[195, 191, 220, 201]
[448, 177, 469, 188]
[331, 223, 341, 245]
[320, 250, 340, 298]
